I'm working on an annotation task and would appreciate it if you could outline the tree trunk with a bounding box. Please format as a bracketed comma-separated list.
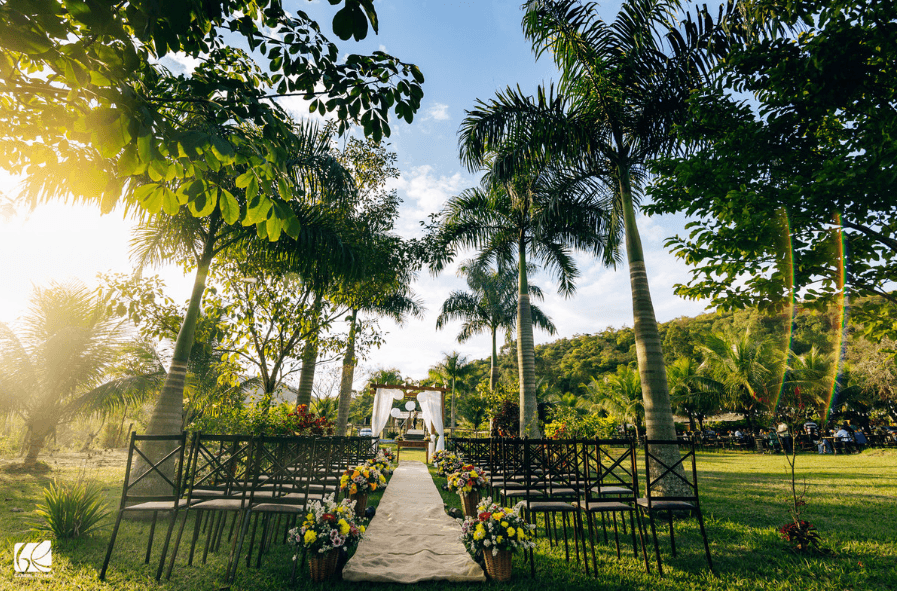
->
[450, 376, 456, 433]
[619, 167, 684, 495]
[295, 339, 319, 408]
[22, 425, 49, 466]
[490, 328, 499, 390]
[140, 222, 217, 491]
[517, 235, 540, 438]
[336, 309, 358, 435]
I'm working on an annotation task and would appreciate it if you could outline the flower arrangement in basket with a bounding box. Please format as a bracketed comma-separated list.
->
[379, 448, 396, 463]
[288, 495, 366, 582]
[340, 464, 386, 516]
[447, 464, 489, 517]
[432, 451, 463, 476]
[366, 451, 394, 475]
[459, 497, 535, 581]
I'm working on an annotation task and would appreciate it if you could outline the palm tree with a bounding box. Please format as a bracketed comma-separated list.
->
[436, 96, 612, 436]
[0, 282, 164, 466]
[588, 365, 645, 439]
[436, 261, 555, 391]
[454, 0, 708, 483]
[787, 347, 837, 425]
[311, 395, 339, 422]
[700, 333, 780, 433]
[428, 352, 470, 434]
[667, 357, 723, 433]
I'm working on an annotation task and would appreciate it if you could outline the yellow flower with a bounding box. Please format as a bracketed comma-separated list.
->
[371, 482, 378, 491]
[496, 536, 504, 544]
[379, 475, 386, 483]
[359, 525, 366, 534]
[492, 512, 504, 520]
[306, 513, 314, 522]
[516, 527, 526, 539]
[303, 530, 317, 544]
[470, 471, 478, 477]
[507, 527, 515, 537]
[352, 470, 360, 479]
[338, 519, 351, 535]
[501, 521, 508, 528]
[350, 484, 358, 494]
[363, 470, 370, 478]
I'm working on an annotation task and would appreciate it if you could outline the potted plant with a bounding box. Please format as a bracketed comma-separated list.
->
[339, 464, 386, 516]
[288, 495, 366, 582]
[459, 497, 535, 581]
[446, 464, 490, 517]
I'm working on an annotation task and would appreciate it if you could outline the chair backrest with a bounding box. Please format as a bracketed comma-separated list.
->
[642, 439, 701, 506]
[183, 433, 255, 505]
[246, 436, 316, 506]
[119, 432, 189, 507]
[537, 439, 582, 497]
[592, 437, 638, 502]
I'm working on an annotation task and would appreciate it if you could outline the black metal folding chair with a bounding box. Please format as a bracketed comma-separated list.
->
[637, 439, 713, 576]
[100, 432, 189, 581]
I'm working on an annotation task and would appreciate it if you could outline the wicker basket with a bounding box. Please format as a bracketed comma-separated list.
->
[307, 549, 339, 582]
[461, 491, 481, 518]
[350, 492, 368, 517]
[483, 549, 512, 581]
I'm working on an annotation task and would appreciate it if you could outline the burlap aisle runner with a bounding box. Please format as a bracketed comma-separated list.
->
[342, 460, 486, 583]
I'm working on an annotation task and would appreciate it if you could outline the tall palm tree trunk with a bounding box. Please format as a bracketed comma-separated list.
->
[490, 328, 499, 390]
[450, 376, 456, 433]
[619, 167, 684, 495]
[336, 308, 358, 435]
[517, 235, 540, 437]
[139, 225, 217, 491]
[295, 297, 323, 408]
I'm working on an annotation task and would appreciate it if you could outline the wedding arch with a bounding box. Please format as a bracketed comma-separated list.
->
[369, 383, 447, 456]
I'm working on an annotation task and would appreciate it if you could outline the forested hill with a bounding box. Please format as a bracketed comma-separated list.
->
[464, 304, 856, 396]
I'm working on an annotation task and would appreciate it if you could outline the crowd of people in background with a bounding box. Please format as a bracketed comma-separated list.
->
[686, 421, 897, 455]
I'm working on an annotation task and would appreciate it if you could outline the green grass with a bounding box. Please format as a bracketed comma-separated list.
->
[2, 447, 896, 590]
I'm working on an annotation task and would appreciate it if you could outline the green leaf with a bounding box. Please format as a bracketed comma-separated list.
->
[219, 189, 240, 224]
[161, 186, 179, 216]
[188, 188, 217, 217]
[134, 183, 162, 214]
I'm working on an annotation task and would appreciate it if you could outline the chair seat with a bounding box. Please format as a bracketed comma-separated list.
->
[636, 498, 695, 511]
[544, 487, 578, 498]
[123, 498, 194, 511]
[596, 486, 631, 495]
[191, 498, 248, 511]
[527, 500, 577, 512]
[577, 499, 633, 513]
[504, 489, 545, 498]
[250, 503, 306, 514]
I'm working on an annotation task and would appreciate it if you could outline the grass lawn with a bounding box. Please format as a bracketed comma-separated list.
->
[1, 446, 896, 591]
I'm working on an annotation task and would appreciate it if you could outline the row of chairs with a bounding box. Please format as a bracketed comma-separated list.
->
[451, 437, 714, 577]
[100, 432, 379, 584]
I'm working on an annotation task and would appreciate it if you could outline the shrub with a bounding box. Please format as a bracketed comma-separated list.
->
[33, 478, 110, 539]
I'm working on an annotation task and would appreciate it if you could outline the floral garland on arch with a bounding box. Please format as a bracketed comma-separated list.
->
[288, 494, 366, 556]
[446, 464, 489, 494]
[459, 498, 536, 556]
[340, 464, 386, 495]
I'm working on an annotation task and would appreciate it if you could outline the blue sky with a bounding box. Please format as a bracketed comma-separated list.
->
[0, 0, 711, 391]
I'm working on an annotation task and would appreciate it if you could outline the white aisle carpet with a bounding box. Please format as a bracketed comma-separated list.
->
[341, 460, 486, 583]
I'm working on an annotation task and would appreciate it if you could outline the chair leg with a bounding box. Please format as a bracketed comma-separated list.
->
[611, 512, 621, 559]
[99, 509, 126, 580]
[187, 510, 203, 566]
[586, 512, 597, 577]
[227, 510, 253, 585]
[668, 511, 677, 557]
[635, 509, 651, 574]
[645, 508, 663, 576]
[165, 510, 191, 580]
[245, 512, 260, 567]
[155, 508, 180, 581]
[256, 514, 271, 569]
[145, 511, 158, 564]
[600, 511, 608, 543]
[629, 511, 638, 558]
[201, 511, 216, 564]
[696, 509, 714, 574]
[560, 512, 570, 562]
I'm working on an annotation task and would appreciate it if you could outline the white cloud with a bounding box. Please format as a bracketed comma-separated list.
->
[388, 165, 470, 236]
[160, 52, 203, 75]
[425, 103, 450, 121]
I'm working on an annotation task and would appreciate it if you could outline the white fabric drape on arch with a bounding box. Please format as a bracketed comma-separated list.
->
[371, 388, 398, 437]
[417, 391, 444, 453]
